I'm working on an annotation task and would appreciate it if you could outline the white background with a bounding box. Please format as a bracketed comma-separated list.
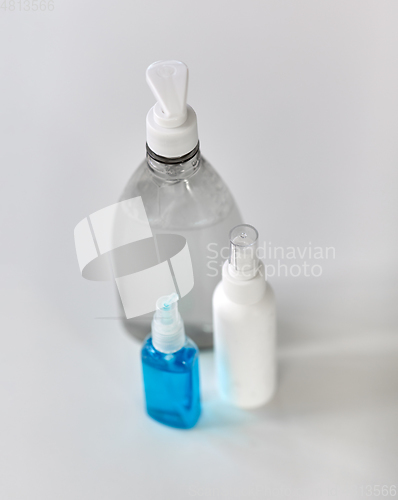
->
[1, 1, 397, 499]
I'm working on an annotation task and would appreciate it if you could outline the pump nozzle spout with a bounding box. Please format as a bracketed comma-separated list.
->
[151, 293, 185, 353]
[155, 292, 179, 326]
[146, 60, 189, 128]
[145, 60, 199, 158]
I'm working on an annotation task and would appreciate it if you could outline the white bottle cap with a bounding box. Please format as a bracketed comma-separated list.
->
[146, 60, 199, 158]
[151, 293, 186, 353]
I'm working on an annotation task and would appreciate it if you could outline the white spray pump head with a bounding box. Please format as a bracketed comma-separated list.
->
[228, 224, 259, 280]
[146, 60, 199, 158]
[151, 293, 186, 353]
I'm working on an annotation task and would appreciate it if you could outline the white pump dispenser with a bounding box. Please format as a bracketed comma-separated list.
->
[151, 293, 186, 354]
[146, 60, 199, 158]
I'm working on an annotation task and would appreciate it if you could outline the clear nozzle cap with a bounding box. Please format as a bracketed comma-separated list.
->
[228, 224, 259, 280]
[151, 293, 185, 353]
[154, 293, 179, 327]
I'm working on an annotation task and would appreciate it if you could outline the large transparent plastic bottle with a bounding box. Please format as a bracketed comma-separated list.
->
[119, 61, 242, 348]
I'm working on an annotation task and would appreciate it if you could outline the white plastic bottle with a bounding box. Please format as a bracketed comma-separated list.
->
[213, 224, 276, 408]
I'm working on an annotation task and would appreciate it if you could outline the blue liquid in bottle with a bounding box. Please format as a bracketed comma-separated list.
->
[141, 293, 201, 429]
[141, 337, 201, 429]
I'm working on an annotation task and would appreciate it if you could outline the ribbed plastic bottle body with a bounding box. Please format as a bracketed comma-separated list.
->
[119, 152, 242, 348]
[141, 336, 201, 428]
[213, 268, 276, 408]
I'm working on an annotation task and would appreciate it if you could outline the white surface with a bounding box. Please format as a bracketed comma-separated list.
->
[0, 0, 397, 499]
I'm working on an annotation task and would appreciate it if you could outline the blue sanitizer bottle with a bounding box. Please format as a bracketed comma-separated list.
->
[141, 293, 201, 429]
